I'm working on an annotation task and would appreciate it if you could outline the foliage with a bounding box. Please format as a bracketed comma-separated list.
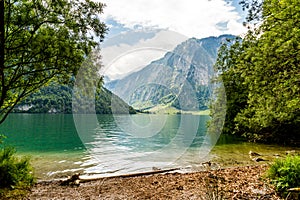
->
[266, 156, 300, 197]
[13, 82, 73, 113]
[212, 0, 300, 144]
[213, 38, 249, 135]
[0, 134, 5, 144]
[0, 0, 107, 124]
[12, 81, 136, 114]
[239, 0, 262, 23]
[0, 147, 35, 189]
[95, 87, 137, 114]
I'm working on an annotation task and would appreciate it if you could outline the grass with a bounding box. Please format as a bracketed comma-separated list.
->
[0, 147, 35, 199]
[266, 155, 300, 197]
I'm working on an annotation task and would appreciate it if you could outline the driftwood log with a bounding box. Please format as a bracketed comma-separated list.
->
[60, 168, 181, 185]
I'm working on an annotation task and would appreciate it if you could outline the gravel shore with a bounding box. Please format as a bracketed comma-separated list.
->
[24, 165, 282, 199]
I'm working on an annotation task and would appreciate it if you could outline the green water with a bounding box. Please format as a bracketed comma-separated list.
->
[0, 114, 88, 179]
[0, 114, 298, 180]
[1, 114, 85, 152]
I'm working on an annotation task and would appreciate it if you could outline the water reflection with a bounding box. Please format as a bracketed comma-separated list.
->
[3, 114, 298, 180]
[76, 114, 209, 175]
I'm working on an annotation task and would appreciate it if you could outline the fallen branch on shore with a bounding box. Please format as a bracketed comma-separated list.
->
[60, 168, 181, 185]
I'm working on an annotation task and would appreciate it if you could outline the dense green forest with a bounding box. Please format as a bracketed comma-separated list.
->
[212, 0, 300, 144]
[12, 82, 136, 114]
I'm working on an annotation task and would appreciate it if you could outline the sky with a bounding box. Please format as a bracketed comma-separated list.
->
[98, 0, 248, 80]
[100, 0, 247, 39]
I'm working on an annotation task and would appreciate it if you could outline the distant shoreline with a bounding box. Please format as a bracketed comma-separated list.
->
[137, 108, 210, 115]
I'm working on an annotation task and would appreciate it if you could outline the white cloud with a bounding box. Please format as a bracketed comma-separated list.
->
[101, 0, 246, 38]
[101, 30, 188, 80]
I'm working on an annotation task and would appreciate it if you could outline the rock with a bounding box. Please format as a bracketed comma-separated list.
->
[152, 181, 159, 185]
[252, 157, 267, 162]
[176, 185, 184, 190]
[202, 161, 212, 167]
[60, 173, 81, 186]
[74, 179, 80, 186]
[152, 167, 161, 171]
[285, 150, 296, 155]
[249, 151, 261, 156]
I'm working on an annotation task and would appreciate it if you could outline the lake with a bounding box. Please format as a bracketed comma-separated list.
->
[0, 114, 297, 180]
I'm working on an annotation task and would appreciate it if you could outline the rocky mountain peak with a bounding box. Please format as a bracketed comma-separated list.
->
[106, 34, 235, 111]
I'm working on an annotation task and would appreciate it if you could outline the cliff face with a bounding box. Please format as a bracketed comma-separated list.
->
[107, 35, 235, 111]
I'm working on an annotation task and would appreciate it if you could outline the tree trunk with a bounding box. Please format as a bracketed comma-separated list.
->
[0, 0, 5, 110]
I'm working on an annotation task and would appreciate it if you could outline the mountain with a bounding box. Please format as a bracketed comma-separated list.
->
[13, 83, 136, 114]
[101, 29, 188, 80]
[106, 34, 235, 111]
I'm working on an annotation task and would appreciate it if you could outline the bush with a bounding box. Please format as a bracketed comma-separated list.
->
[0, 147, 35, 189]
[266, 155, 300, 196]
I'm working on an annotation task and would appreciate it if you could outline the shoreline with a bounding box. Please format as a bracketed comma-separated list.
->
[28, 145, 299, 181]
[35, 162, 265, 182]
[24, 164, 282, 199]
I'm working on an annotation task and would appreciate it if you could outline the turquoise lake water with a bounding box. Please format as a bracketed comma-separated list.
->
[0, 114, 297, 180]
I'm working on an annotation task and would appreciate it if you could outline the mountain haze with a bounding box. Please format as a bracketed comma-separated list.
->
[106, 35, 235, 111]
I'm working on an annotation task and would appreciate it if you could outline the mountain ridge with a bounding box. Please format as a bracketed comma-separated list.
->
[106, 34, 235, 111]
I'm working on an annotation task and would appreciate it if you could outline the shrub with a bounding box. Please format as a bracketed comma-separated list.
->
[0, 147, 35, 189]
[266, 155, 300, 196]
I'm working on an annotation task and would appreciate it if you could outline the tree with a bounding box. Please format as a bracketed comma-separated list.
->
[213, 38, 250, 135]
[213, 0, 300, 144]
[0, 0, 107, 123]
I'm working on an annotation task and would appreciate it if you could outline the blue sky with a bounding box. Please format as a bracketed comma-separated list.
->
[100, 0, 247, 39]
